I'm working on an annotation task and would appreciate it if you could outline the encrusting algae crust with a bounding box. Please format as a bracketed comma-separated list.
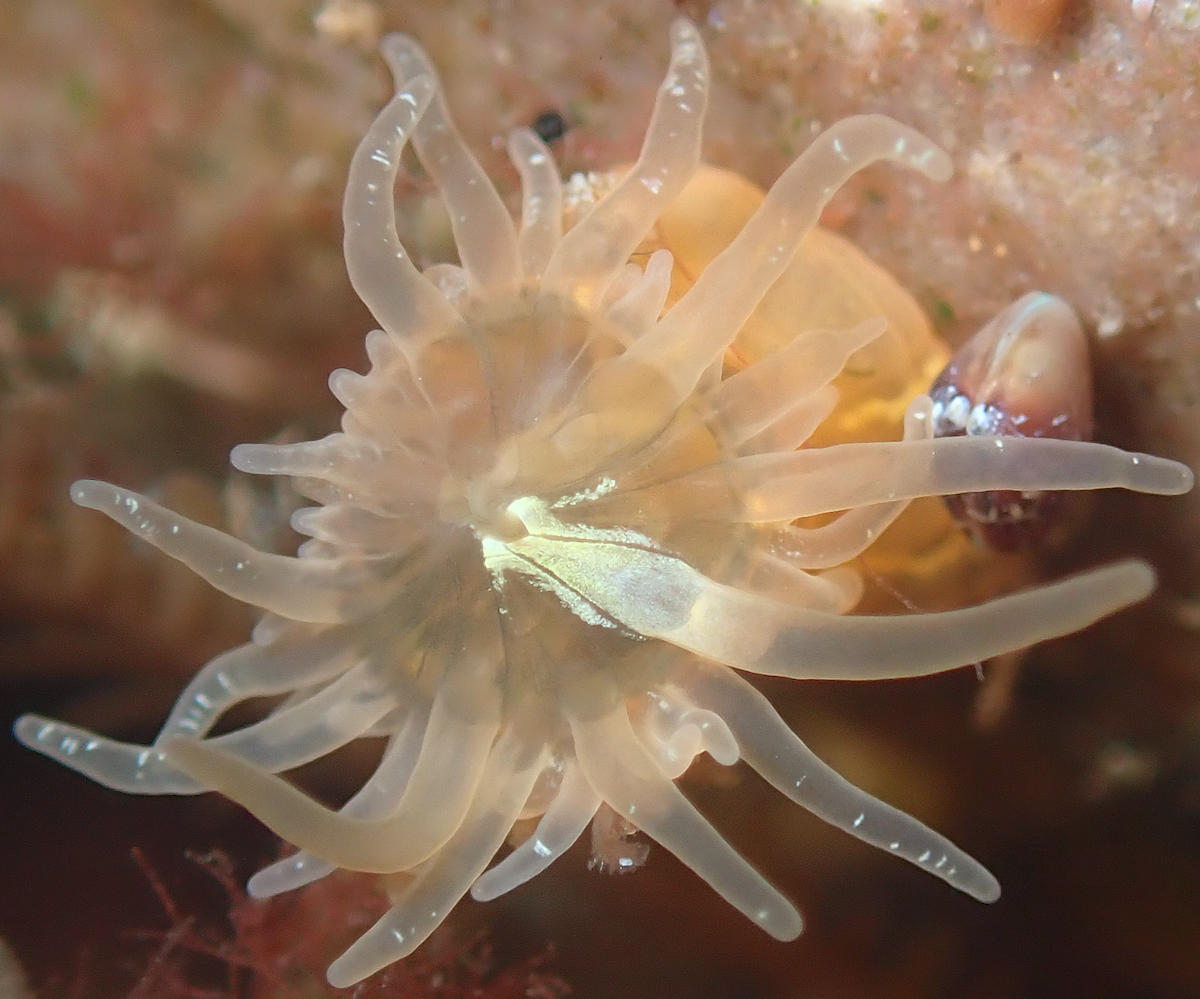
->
[14, 18, 1193, 988]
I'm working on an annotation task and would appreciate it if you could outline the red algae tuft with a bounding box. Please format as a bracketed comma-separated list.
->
[112, 848, 570, 999]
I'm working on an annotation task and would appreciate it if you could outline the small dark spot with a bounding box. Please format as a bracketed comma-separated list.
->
[933, 298, 956, 323]
[532, 109, 568, 143]
[919, 12, 943, 32]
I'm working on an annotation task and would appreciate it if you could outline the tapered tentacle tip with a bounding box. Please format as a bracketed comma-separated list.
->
[761, 900, 804, 941]
[327, 931, 398, 989]
[505, 125, 543, 159]
[14, 712, 93, 762]
[921, 145, 954, 183]
[13, 714, 77, 770]
[857, 114, 954, 182]
[69, 478, 118, 510]
[946, 854, 1001, 903]
[228, 443, 259, 473]
[1102, 558, 1157, 607]
[896, 126, 953, 182]
[379, 31, 415, 61]
[327, 960, 362, 990]
[380, 32, 433, 83]
[1143, 455, 1194, 494]
[973, 871, 1002, 904]
[12, 713, 48, 751]
[669, 16, 703, 48]
[247, 853, 325, 899]
[245, 870, 274, 899]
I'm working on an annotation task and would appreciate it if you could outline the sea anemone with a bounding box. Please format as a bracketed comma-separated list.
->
[15, 19, 1192, 988]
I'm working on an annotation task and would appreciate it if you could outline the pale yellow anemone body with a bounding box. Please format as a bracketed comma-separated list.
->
[622, 162, 1009, 608]
[16, 19, 1192, 988]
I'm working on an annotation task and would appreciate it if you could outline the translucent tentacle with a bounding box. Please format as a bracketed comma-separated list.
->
[206, 659, 398, 772]
[158, 625, 359, 741]
[599, 263, 645, 311]
[70, 481, 403, 623]
[342, 75, 462, 341]
[164, 657, 501, 872]
[605, 249, 674, 336]
[723, 437, 1194, 522]
[631, 686, 739, 779]
[250, 614, 287, 644]
[815, 566, 865, 611]
[363, 327, 401, 367]
[626, 117, 952, 402]
[736, 385, 839, 455]
[768, 515, 893, 570]
[290, 505, 419, 553]
[325, 731, 546, 987]
[470, 759, 601, 902]
[682, 663, 1000, 901]
[730, 548, 860, 613]
[13, 637, 396, 798]
[13, 715, 197, 794]
[507, 126, 562, 279]
[233, 435, 418, 484]
[596, 437, 1193, 527]
[328, 358, 432, 425]
[709, 319, 886, 446]
[541, 19, 708, 306]
[248, 707, 430, 898]
[421, 263, 469, 306]
[327, 367, 368, 410]
[381, 34, 521, 292]
[504, 517, 1157, 679]
[761, 394, 935, 569]
[737, 560, 1158, 680]
[12, 618, 374, 797]
[569, 700, 803, 940]
[330, 376, 443, 463]
[230, 438, 438, 517]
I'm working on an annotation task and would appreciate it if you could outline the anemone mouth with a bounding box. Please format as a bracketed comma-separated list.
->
[468, 496, 529, 545]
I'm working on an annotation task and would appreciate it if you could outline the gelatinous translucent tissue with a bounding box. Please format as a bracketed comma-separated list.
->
[15, 18, 1192, 988]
